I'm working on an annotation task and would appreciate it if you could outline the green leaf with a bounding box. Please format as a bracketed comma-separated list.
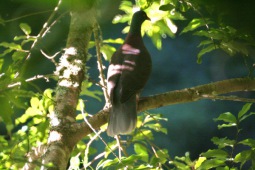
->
[14, 35, 27, 41]
[80, 81, 103, 101]
[69, 154, 80, 169]
[211, 137, 235, 148]
[159, 4, 175, 11]
[30, 97, 40, 109]
[195, 157, 206, 169]
[101, 44, 116, 61]
[238, 103, 252, 119]
[217, 123, 237, 129]
[144, 123, 167, 134]
[133, 129, 153, 141]
[214, 112, 237, 124]
[134, 143, 149, 162]
[197, 40, 213, 48]
[239, 112, 255, 123]
[19, 23, 31, 35]
[151, 149, 169, 165]
[234, 150, 252, 167]
[199, 159, 225, 169]
[239, 139, 255, 148]
[0, 42, 22, 50]
[103, 38, 124, 44]
[181, 18, 213, 34]
[0, 97, 14, 131]
[12, 51, 27, 61]
[201, 149, 228, 159]
[0, 48, 13, 57]
[197, 44, 217, 64]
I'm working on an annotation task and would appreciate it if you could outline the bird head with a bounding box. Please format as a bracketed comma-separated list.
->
[129, 10, 150, 34]
[132, 10, 150, 23]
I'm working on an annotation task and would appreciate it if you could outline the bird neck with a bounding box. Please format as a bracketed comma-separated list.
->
[129, 21, 142, 36]
[125, 32, 143, 45]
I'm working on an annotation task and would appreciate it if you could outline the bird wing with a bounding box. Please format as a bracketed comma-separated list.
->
[119, 44, 152, 103]
[107, 43, 152, 104]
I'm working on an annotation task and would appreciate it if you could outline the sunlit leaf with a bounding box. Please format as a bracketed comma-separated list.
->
[217, 123, 236, 129]
[234, 150, 252, 167]
[134, 143, 149, 162]
[0, 42, 22, 50]
[69, 154, 80, 169]
[30, 97, 40, 109]
[195, 157, 206, 169]
[181, 18, 213, 34]
[76, 99, 85, 111]
[201, 149, 228, 159]
[19, 23, 31, 35]
[238, 138, 255, 148]
[101, 44, 116, 61]
[214, 112, 237, 123]
[103, 38, 124, 44]
[199, 159, 225, 169]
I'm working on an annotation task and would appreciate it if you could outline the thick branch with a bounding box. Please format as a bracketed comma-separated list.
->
[74, 78, 255, 138]
[39, 6, 96, 170]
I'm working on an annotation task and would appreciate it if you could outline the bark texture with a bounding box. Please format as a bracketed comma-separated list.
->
[39, 5, 96, 170]
[73, 78, 255, 139]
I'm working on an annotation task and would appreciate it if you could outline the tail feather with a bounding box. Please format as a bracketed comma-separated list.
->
[107, 94, 137, 137]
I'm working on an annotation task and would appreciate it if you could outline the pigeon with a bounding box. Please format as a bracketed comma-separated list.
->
[106, 10, 152, 136]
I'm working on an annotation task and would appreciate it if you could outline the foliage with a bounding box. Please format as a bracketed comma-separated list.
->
[170, 103, 255, 169]
[0, 0, 255, 169]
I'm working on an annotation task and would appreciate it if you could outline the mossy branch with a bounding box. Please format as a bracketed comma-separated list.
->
[73, 78, 255, 138]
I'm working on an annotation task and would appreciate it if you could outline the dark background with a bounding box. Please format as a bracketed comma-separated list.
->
[1, 0, 255, 161]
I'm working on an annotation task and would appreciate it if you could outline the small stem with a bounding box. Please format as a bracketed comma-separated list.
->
[93, 22, 110, 106]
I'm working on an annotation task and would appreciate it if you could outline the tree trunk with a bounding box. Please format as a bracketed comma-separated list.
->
[39, 4, 96, 170]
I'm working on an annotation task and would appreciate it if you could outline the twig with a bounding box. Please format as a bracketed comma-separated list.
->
[19, 0, 64, 78]
[80, 105, 120, 163]
[202, 94, 255, 103]
[93, 22, 110, 107]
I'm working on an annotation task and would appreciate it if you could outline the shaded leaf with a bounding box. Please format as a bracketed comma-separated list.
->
[238, 103, 252, 119]
[211, 137, 235, 148]
[197, 44, 217, 64]
[12, 51, 27, 61]
[159, 4, 175, 11]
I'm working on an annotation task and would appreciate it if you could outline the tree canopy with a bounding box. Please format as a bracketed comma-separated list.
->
[0, 0, 255, 169]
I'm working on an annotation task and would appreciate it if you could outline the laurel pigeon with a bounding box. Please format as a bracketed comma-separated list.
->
[106, 10, 152, 136]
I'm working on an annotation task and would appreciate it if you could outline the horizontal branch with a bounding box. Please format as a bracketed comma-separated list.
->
[73, 78, 255, 139]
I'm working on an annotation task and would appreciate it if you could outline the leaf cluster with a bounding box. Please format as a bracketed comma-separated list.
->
[170, 103, 255, 169]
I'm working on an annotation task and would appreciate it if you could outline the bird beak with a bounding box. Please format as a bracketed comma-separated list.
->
[146, 16, 151, 21]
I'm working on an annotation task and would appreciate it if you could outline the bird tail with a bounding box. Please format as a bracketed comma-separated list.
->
[106, 94, 137, 137]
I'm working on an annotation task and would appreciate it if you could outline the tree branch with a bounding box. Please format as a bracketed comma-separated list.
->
[74, 78, 255, 138]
